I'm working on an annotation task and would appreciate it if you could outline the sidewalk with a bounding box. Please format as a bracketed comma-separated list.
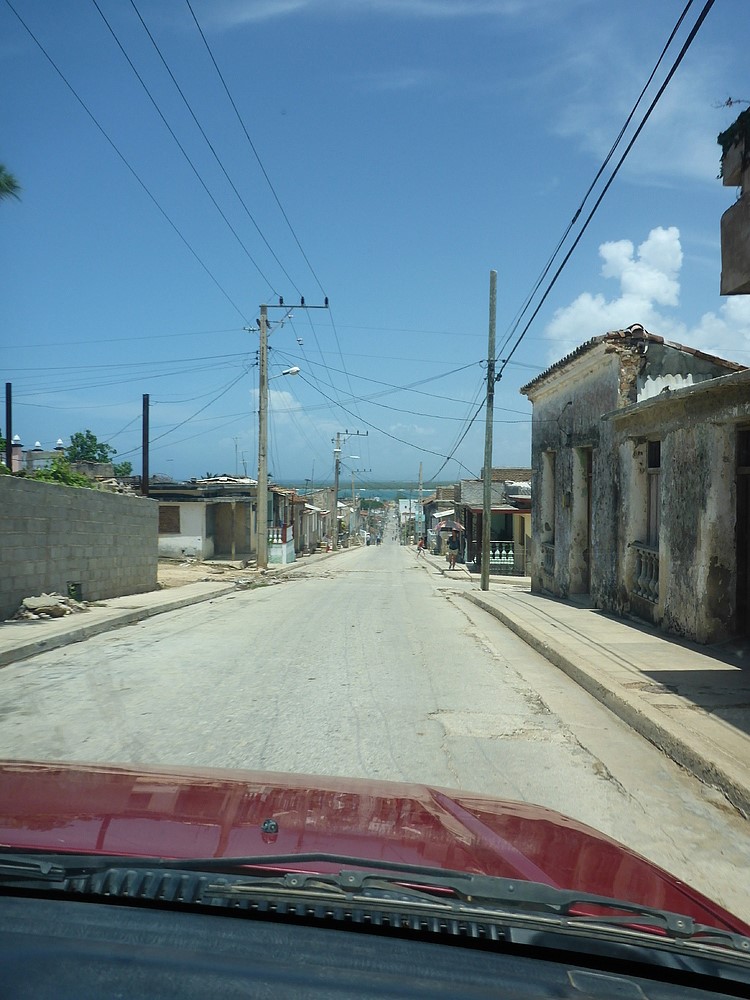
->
[0, 582, 235, 670]
[417, 547, 750, 817]
[0, 547, 344, 671]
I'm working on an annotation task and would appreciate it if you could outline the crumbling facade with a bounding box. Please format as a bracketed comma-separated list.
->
[521, 326, 749, 643]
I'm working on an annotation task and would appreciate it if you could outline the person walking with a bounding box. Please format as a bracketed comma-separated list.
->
[416, 536, 425, 558]
[447, 531, 459, 570]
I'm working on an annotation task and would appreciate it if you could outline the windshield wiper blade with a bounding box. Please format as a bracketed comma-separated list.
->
[204, 869, 750, 955]
[0, 857, 67, 883]
[1, 850, 748, 957]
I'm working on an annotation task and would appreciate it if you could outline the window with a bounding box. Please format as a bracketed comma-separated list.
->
[158, 505, 181, 535]
[646, 441, 660, 548]
[542, 451, 556, 543]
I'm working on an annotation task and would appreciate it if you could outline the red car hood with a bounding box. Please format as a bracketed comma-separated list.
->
[0, 759, 746, 935]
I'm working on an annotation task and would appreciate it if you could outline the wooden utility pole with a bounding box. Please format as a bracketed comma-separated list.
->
[141, 393, 150, 497]
[4, 383, 12, 471]
[257, 305, 269, 569]
[481, 271, 497, 592]
[417, 462, 424, 543]
[331, 429, 367, 549]
[253, 298, 329, 568]
[331, 431, 341, 550]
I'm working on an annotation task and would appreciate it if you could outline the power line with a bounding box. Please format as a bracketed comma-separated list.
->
[495, 0, 698, 365]
[298, 373, 478, 477]
[116, 370, 247, 458]
[0, 328, 245, 351]
[90, 0, 276, 293]
[3, 0, 249, 322]
[497, 0, 717, 378]
[184, 0, 327, 297]
[128, 0, 304, 296]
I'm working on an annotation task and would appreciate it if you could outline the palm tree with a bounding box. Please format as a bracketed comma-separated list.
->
[0, 164, 20, 201]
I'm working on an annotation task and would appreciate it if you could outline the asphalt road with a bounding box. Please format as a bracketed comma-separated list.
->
[1, 531, 748, 920]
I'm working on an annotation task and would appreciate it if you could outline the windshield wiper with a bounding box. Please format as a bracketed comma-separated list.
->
[0, 857, 68, 882]
[203, 868, 750, 955]
[1, 850, 748, 958]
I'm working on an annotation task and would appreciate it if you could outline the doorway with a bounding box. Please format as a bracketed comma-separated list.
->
[738, 429, 750, 635]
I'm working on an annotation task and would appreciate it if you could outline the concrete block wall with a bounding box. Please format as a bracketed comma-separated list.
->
[0, 476, 158, 620]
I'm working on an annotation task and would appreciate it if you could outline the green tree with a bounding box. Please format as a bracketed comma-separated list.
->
[0, 164, 20, 201]
[28, 455, 96, 488]
[67, 429, 116, 464]
[113, 460, 133, 476]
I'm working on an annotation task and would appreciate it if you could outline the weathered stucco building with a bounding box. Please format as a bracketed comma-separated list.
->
[521, 325, 749, 643]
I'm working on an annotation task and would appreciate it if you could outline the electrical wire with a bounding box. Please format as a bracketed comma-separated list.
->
[185, 0, 327, 297]
[90, 0, 277, 293]
[115, 370, 247, 458]
[495, 0, 698, 365]
[128, 0, 304, 297]
[298, 373, 478, 477]
[0, 328, 244, 351]
[2, 0, 249, 323]
[496, 0, 716, 377]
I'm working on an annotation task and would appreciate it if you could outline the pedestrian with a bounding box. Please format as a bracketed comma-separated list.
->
[416, 537, 425, 558]
[447, 531, 459, 570]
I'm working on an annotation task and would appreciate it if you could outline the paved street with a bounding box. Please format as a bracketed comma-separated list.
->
[1, 534, 748, 921]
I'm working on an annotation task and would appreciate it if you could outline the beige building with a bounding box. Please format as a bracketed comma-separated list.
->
[521, 325, 749, 643]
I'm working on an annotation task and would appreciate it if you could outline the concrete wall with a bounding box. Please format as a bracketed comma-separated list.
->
[526, 342, 749, 643]
[526, 349, 622, 606]
[0, 476, 158, 620]
[612, 372, 749, 642]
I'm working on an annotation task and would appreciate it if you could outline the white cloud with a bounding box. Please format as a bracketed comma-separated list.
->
[203, 0, 565, 28]
[547, 18, 737, 187]
[544, 226, 750, 364]
[358, 67, 439, 93]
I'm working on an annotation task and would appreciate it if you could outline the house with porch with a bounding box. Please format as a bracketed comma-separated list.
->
[152, 476, 257, 561]
[520, 325, 748, 643]
[454, 470, 532, 575]
[151, 477, 298, 565]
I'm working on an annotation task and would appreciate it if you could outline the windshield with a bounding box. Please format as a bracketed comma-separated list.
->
[1, 0, 749, 981]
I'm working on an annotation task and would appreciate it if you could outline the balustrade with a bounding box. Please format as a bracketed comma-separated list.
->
[268, 524, 293, 545]
[632, 543, 659, 603]
[541, 542, 555, 577]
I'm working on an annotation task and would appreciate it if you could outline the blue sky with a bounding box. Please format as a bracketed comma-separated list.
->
[1, 0, 747, 486]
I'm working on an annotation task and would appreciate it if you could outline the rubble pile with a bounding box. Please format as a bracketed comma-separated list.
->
[9, 593, 89, 621]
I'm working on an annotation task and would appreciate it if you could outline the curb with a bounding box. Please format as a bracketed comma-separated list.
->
[0, 584, 234, 670]
[0, 550, 353, 671]
[464, 591, 750, 818]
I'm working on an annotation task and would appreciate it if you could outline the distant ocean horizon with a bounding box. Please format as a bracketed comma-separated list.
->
[280, 482, 453, 502]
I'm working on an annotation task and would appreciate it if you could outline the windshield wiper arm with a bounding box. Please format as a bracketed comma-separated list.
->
[205, 869, 750, 955]
[0, 857, 68, 882]
[1, 850, 748, 957]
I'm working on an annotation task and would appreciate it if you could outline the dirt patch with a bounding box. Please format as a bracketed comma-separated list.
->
[157, 559, 258, 589]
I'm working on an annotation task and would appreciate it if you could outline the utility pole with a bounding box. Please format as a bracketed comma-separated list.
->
[331, 432, 341, 550]
[141, 393, 150, 498]
[331, 429, 368, 550]
[253, 297, 329, 569]
[417, 461, 424, 543]
[4, 383, 12, 471]
[481, 270, 497, 592]
[257, 304, 269, 569]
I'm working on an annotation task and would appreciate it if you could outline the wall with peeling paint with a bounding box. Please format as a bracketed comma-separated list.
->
[523, 330, 749, 644]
